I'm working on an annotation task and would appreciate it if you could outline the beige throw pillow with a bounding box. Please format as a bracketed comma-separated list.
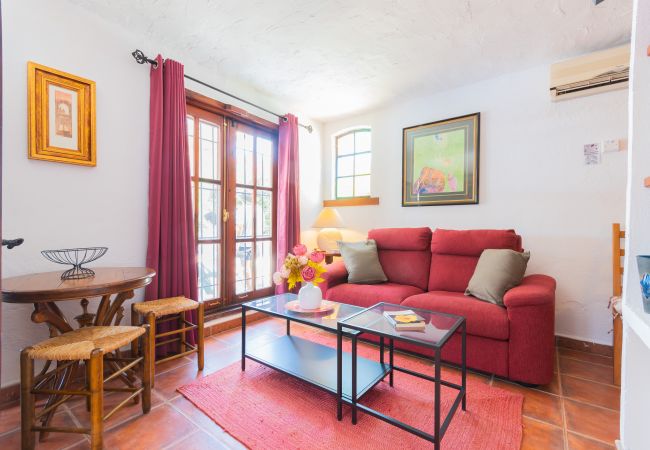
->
[465, 249, 530, 306]
[338, 240, 388, 284]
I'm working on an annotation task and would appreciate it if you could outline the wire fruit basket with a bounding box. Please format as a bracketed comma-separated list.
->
[41, 247, 108, 280]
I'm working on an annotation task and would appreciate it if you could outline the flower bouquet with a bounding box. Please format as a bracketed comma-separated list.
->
[273, 244, 327, 309]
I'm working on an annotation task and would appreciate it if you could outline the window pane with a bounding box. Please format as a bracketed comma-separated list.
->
[236, 131, 254, 185]
[355, 130, 371, 152]
[256, 137, 273, 188]
[354, 153, 371, 175]
[199, 121, 213, 141]
[236, 187, 254, 238]
[355, 175, 371, 197]
[337, 177, 354, 198]
[198, 243, 220, 301]
[255, 241, 272, 289]
[236, 241, 253, 294]
[198, 182, 220, 240]
[187, 116, 195, 177]
[337, 155, 354, 177]
[337, 133, 354, 155]
[199, 120, 220, 181]
[256, 190, 272, 238]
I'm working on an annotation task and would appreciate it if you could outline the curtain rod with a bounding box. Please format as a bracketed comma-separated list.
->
[132, 50, 312, 133]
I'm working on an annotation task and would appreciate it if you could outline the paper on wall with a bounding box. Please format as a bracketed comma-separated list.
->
[584, 143, 601, 165]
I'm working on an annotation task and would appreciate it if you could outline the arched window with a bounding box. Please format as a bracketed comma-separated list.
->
[334, 128, 371, 198]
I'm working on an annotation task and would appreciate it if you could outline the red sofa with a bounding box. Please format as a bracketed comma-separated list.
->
[321, 227, 556, 385]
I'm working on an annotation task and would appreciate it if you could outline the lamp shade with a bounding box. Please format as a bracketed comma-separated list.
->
[312, 207, 344, 229]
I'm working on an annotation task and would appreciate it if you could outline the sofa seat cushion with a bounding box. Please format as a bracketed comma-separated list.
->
[326, 283, 424, 309]
[401, 291, 509, 340]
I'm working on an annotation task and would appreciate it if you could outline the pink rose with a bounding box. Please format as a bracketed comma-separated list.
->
[309, 251, 325, 264]
[300, 265, 316, 283]
[293, 244, 308, 256]
[280, 265, 291, 278]
[272, 272, 284, 285]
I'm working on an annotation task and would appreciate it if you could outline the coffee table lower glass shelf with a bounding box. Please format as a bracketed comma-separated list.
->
[241, 294, 391, 403]
[245, 334, 390, 400]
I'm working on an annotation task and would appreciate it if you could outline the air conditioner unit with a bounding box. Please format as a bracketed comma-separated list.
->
[550, 45, 630, 100]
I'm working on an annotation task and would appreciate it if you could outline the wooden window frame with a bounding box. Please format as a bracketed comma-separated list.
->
[334, 128, 373, 200]
[187, 106, 226, 311]
[226, 121, 278, 304]
[186, 89, 279, 312]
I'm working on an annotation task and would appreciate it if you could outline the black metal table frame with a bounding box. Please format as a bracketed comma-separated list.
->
[240, 301, 391, 402]
[337, 305, 467, 450]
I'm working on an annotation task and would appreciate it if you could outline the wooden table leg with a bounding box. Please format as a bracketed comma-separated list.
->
[94, 290, 134, 326]
[74, 298, 95, 328]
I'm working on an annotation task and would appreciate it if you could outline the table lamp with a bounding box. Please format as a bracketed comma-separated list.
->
[313, 207, 345, 252]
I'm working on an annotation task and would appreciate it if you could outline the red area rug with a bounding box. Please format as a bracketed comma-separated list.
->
[179, 331, 523, 449]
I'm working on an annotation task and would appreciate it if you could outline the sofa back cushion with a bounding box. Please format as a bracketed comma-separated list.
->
[428, 229, 523, 292]
[367, 227, 432, 290]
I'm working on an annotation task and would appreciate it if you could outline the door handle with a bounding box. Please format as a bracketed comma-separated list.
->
[2, 238, 24, 249]
[223, 209, 230, 223]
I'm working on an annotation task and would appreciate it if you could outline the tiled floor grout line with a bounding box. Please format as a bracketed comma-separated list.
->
[558, 372, 620, 389]
[561, 397, 620, 413]
[161, 428, 202, 450]
[567, 429, 620, 447]
[557, 350, 570, 450]
[167, 393, 239, 449]
[559, 355, 614, 368]
[523, 414, 563, 429]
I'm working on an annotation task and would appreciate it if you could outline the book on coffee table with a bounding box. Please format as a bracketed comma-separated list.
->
[383, 309, 426, 331]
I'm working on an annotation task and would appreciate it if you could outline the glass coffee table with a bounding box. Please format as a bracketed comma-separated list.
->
[338, 302, 466, 450]
[241, 294, 391, 403]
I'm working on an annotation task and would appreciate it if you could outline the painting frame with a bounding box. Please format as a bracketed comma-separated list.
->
[402, 112, 480, 206]
[27, 61, 96, 166]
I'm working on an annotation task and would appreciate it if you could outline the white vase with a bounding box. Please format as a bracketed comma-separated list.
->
[298, 282, 323, 310]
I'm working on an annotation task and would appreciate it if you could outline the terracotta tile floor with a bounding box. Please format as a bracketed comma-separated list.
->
[0, 318, 620, 449]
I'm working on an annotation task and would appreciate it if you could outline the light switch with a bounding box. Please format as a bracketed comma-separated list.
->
[602, 139, 627, 152]
[603, 139, 619, 152]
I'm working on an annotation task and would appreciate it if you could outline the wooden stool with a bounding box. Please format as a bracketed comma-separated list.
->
[21, 325, 152, 450]
[131, 297, 204, 387]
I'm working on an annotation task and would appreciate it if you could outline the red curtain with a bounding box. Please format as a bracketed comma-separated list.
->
[275, 114, 301, 294]
[0, 0, 3, 385]
[145, 55, 198, 353]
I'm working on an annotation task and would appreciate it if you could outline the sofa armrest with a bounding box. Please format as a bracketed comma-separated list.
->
[319, 261, 348, 296]
[503, 274, 556, 308]
[504, 274, 556, 384]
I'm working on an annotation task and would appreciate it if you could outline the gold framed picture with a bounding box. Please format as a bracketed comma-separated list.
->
[402, 113, 480, 206]
[28, 62, 96, 166]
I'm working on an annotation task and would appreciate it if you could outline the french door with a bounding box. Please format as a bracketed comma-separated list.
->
[187, 105, 277, 310]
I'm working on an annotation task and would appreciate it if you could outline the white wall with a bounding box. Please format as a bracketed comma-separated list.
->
[620, 0, 650, 447]
[322, 65, 628, 345]
[0, 0, 322, 387]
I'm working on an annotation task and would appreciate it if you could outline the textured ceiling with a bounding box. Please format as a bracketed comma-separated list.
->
[71, 0, 632, 121]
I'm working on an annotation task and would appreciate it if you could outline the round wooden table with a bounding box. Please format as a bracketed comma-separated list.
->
[2, 267, 155, 438]
[2, 267, 155, 332]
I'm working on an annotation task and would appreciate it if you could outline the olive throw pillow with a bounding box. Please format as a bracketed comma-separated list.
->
[465, 249, 530, 306]
[338, 239, 388, 284]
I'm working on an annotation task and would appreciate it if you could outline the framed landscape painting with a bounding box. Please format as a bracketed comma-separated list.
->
[402, 113, 479, 206]
[28, 62, 96, 166]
